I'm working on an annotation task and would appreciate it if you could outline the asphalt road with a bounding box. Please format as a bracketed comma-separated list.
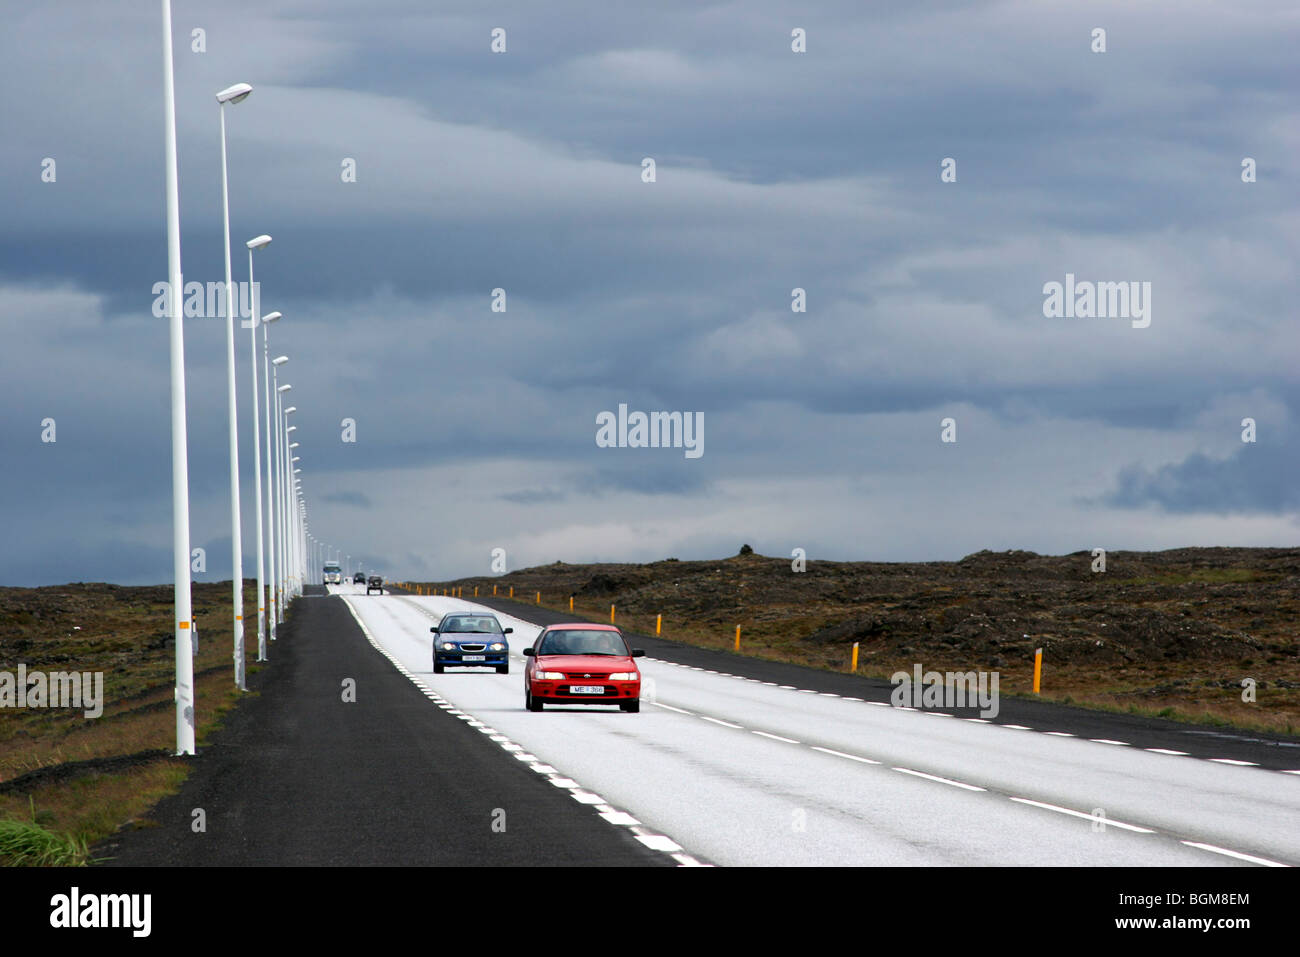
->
[351, 586, 1300, 867]
[95, 585, 668, 866]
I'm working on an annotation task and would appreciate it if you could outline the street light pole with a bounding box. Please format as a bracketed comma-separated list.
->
[216, 81, 252, 691]
[273, 371, 290, 625]
[276, 383, 292, 620]
[246, 239, 272, 661]
[160, 0, 195, 756]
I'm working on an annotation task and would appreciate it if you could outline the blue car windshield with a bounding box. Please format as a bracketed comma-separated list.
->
[537, 630, 628, 656]
[441, 617, 502, 635]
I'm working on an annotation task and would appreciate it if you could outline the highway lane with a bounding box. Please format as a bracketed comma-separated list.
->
[332, 584, 1300, 867]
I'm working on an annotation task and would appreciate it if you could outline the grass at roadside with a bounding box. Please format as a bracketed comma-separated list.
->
[0, 581, 273, 865]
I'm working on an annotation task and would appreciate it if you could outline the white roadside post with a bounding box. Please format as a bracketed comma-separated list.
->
[216, 82, 253, 691]
[246, 239, 272, 660]
[160, 0, 195, 755]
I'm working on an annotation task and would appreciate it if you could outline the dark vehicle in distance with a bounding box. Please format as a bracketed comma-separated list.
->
[353, 572, 366, 584]
[366, 575, 384, 595]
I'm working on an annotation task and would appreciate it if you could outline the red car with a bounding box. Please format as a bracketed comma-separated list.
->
[523, 623, 645, 712]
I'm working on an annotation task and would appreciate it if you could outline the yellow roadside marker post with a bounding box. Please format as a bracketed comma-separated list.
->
[493, 584, 497, 596]
[536, 591, 540, 604]
[474, 586, 478, 597]
[1033, 648, 1043, 694]
[569, 596, 574, 612]
[851, 641, 859, 672]
[509, 586, 513, 598]
[656, 614, 661, 636]
[734, 625, 741, 652]
[610, 604, 615, 623]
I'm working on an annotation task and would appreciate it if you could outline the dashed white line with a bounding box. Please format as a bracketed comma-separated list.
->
[811, 746, 881, 765]
[1209, 758, 1258, 766]
[1090, 739, 1130, 746]
[1181, 841, 1287, 867]
[892, 767, 986, 792]
[752, 731, 800, 744]
[1145, 748, 1189, 756]
[1009, 798, 1154, 833]
[653, 703, 694, 716]
[700, 716, 743, 729]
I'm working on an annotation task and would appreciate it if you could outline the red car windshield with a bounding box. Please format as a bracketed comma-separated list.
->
[537, 630, 628, 656]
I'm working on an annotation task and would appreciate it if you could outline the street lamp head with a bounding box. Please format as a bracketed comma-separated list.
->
[284, 406, 297, 414]
[262, 311, 282, 324]
[290, 442, 300, 448]
[278, 384, 292, 394]
[216, 83, 253, 105]
[286, 425, 297, 433]
[246, 234, 272, 250]
[273, 356, 289, 366]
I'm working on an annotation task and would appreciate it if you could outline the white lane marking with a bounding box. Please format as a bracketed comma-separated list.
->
[369, 594, 709, 867]
[599, 810, 640, 826]
[653, 703, 694, 715]
[1145, 748, 1189, 756]
[1009, 798, 1154, 833]
[1090, 739, 1130, 746]
[778, 685, 796, 690]
[964, 718, 990, 723]
[1181, 841, 1287, 867]
[892, 767, 986, 792]
[811, 746, 881, 765]
[1002, 724, 1030, 730]
[1283, 770, 1300, 776]
[820, 693, 840, 698]
[1043, 731, 1074, 737]
[700, 716, 743, 729]
[636, 834, 683, 852]
[1209, 758, 1258, 766]
[752, 731, 800, 744]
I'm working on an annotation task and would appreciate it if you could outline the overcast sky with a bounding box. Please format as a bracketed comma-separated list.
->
[1, 0, 1296, 587]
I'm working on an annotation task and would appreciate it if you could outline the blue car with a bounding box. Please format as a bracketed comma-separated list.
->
[431, 613, 513, 674]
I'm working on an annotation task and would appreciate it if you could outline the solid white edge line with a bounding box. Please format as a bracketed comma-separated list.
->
[349, 593, 706, 867]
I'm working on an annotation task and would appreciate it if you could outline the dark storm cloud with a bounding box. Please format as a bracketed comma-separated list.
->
[1, 0, 1296, 584]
